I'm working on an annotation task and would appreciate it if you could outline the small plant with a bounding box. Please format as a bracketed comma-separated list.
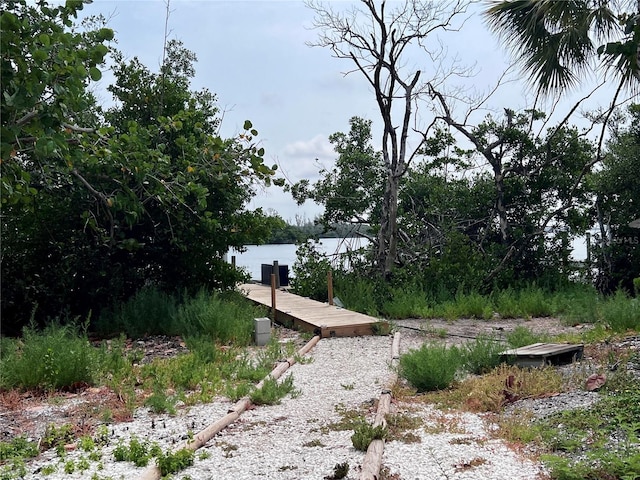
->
[399, 343, 463, 392]
[156, 448, 194, 476]
[0, 436, 39, 462]
[42, 423, 75, 451]
[324, 462, 350, 480]
[145, 385, 177, 414]
[460, 334, 505, 375]
[112, 437, 159, 467]
[505, 326, 551, 348]
[250, 375, 299, 405]
[303, 439, 325, 448]
[341, 382, 355, 390]
[351, 421, 387, 451]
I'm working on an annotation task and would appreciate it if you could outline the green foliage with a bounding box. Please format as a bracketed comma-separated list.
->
[0, 436, 38, 462]
[534, 379, 640, 480]
[399, 343, 463, 392]
[144, 385, 177, 415]
[505, 326, 551, 348]
[42, 423, 75, 452]
[250, 375, 299, 406]
[156, 448, 194, 476]
[1, 1, 277, 334]
[96, 286, 179, 338]
[112, 437, 160, 467]
[599, 289, 640, 332]
[460, 334, 505, 375]
[290, 241, 333, 302]
[0, 322, 97, 390]
[351, 421, 387, 451]
[174, 290, 259, 345]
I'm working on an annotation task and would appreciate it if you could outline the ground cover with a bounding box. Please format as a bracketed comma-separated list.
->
[1, 291, 638, 479]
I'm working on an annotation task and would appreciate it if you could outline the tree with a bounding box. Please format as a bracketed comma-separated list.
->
[306, 0, 468, 279]
[1, 1, 279, 333]
[291, 116, 384, 237]
[593, 104, 640, 293]
[484, 0, 640, 96]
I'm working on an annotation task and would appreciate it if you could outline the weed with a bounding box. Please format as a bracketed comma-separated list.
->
[302, 439, 325, 447]
[250, 375, 299, 405]
[156, 448, 194, 476]
[341, 383, 355, 390]
[505, 326, 551, 348]
[324, 462, 349, 479]
[0, 322, 97, 391]
[0, 436, 38, 462]
[460, 334, 506, 375]
[40, 464, 57, 475]
[145, 384, 177, 414]
[600, 289, 640, 332]
[384, 412, 423, 443]
[112, 437, 159, 467]
[399, 343, 463, 392]
[351, 421, 387, 451]
[42, 423, 75, 451]
[96, 286, 178, 338]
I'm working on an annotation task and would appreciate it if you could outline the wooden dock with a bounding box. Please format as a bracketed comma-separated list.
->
[239, 283, 387, 337]
[500, 343, 584, 367]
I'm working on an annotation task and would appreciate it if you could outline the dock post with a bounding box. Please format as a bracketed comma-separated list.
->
[328, 270, 334, 306]
[273, 260, 280, 289]
[231, 255, 236, 269]
[270, 273, 277, 324]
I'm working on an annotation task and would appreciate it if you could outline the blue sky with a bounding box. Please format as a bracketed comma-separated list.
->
[83, 0, 616, 222]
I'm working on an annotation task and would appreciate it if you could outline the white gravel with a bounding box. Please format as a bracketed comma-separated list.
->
[22, 334, 548, 480]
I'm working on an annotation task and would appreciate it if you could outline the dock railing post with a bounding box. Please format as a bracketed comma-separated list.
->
[231, 255, 236, 269]
[328, 269, 333, 306]
[273, 260, 280, 289]
[270, 273, 276, 325]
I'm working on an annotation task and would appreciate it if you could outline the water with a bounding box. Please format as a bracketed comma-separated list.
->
[229, 237, 370, 281]
[230, 235, 589, 282]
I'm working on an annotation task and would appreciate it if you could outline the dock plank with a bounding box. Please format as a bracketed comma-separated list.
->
[239, 283, 386, 337]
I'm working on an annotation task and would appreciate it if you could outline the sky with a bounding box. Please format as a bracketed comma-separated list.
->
[81, 0, 618, 223]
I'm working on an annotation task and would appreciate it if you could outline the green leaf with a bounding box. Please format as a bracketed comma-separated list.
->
[243, 120, 252, 130]
[39, 33, 51, 46]
[89, 67, 102, 81]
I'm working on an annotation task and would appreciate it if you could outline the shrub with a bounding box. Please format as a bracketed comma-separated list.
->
[0, 322, 97, 391]
[96, 286, 178, 338]
[460, 334, 505, 375]
[174, 290, 258, 345]
[290, 241, 333, 302]
[599, 289, 640, 332]
[399, 343, 463, 392]
[506, 326, 551, 348]
[351, 421, 387, 451]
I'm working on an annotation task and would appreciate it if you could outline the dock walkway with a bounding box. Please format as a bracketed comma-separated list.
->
[239, 283, 385, 337]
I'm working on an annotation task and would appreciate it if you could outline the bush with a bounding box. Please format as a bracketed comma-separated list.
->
[460, 334, 505, 375]
[290, 241, 333, 302]
[174, 290, 260, 345]
[599, 289, 640, 332]
[399, 343, 463, 392]
[0, 322, 97, 391]
[96, 286, 178, 338]
[506, 326, 551, 348]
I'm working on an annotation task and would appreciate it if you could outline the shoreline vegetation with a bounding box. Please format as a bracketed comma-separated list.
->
[265, 219, 372, 244]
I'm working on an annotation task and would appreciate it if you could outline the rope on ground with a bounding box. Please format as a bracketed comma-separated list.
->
[137, 334, 322, 480]
[359, 332, 401, 480]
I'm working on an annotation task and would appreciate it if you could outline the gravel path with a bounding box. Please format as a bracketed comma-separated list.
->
[22, 334, 549, 480]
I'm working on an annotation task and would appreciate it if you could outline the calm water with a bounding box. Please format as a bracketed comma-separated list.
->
[230, 236, 588, 281]
[229, 237, 370, 281]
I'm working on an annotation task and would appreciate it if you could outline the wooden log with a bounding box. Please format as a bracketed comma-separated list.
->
[328, 270, 334, 306]
[359, 333, 401, 480]
[137, 335, 321, 480]
[360, 439, 385, 480]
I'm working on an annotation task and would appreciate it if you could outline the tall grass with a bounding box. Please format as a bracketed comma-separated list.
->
[174, 290, 262, 345]
[0, 322, 97, 391]
[399, 343, 463, 392]
[96, 286, 179, 338]
[599, 290, 640, 332]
